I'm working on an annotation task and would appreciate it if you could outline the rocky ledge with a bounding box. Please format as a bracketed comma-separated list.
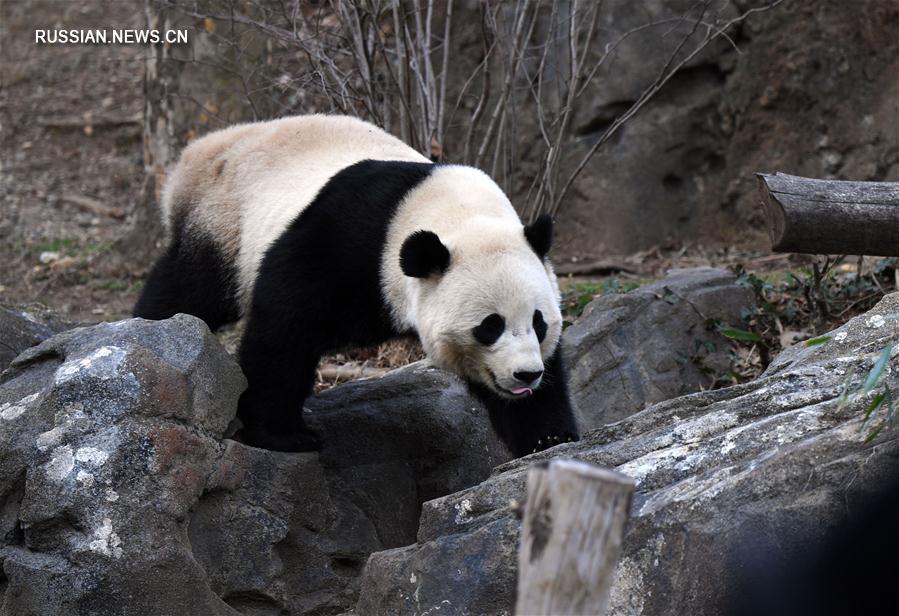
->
[5, 269, 891, 616]
[356, 293, 899, 615]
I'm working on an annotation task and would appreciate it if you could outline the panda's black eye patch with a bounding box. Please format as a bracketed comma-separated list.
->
[473, 314, 505, 345]
[533, 310, 547, 342]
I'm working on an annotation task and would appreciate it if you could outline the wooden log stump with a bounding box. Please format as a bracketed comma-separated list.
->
[516, 459, 635, 616]
[757, 172, 899, 256]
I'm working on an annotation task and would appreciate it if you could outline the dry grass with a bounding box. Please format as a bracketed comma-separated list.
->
[215, 321, 423, 392]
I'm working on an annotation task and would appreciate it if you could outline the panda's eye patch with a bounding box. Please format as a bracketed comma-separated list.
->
[473, 313, 505, 345]
[533, 310, 547, 342]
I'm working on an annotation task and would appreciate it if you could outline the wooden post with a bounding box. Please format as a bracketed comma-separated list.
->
[516, 459, 635, 616]
[758, 172, 899, 256]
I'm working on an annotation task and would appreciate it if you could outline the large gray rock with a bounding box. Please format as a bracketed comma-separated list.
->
[0, 316, 508, 615]
[542, 0, 737, 255]
[0, 314, 245, 616]
[565, 267, 754, 430]
[307, 363, 509, 546]
[0, 304, 73, 372]
[190, 362, 509, 615]
[356, 293, 899, 616]
[189, 443, 380, 615]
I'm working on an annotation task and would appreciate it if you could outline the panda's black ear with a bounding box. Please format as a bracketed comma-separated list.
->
[400, 230, 450, 278]
[524, 214, 553, 260]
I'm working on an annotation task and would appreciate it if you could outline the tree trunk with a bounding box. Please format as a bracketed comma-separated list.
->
[758, 172, 899, 256]
[516, 459, 635, 616]
[107, 1, 176, 273]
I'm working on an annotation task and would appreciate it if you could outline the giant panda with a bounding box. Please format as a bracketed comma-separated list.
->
[134, 115, 579, 457]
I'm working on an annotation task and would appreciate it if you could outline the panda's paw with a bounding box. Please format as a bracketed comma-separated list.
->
[530, 432, 578, 454]
[239, 427, 321, 453]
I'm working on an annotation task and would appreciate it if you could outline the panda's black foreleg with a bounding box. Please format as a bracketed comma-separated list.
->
[472, 346, 579, 457]
[236, 311, 323, 453]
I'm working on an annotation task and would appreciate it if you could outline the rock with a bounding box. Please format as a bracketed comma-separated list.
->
[0, 304, 74, 372]
[357, 516, 520, 616]
[545, 1, 735, 255]
[564, 267, 754, 430]
[0, 316, 508, 615]
[307, 363, 510, 546]
[561, 1, 737, 122]
[0, 314, 245, 616]
[555, 68, 725, 255]
[355, 293, 899, 616]
[191, 362, 509, 615]
[189, 443, 381, 616]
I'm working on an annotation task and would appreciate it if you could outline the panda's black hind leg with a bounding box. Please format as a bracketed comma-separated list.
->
[133, 231, 240, 331]
[237, 389, 320, 453]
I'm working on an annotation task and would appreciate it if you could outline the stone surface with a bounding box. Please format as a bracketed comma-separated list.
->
[8, 288, 895, 615]
[0, 316, 508, 615]
[191, 362, 509, 615]
[0, 314, 245, 616]
[355, 293, 899, 616]
[189, 443, 379, 616]
[564, 267, 754, 430]
[307, 363, 509, 546]
[544, 0, 736, 255]
[0, 304, 73, 372]
[550, 0, 899, 257]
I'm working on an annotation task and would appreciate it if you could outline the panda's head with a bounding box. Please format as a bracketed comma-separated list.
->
[399, 214, 562, 399]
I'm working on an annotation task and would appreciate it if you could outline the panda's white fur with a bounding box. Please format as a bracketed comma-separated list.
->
[138, 114, 577, 455]
[382, 165, 563, 395]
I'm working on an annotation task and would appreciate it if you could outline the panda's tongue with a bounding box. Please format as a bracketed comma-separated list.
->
[511, 387, 533, 396]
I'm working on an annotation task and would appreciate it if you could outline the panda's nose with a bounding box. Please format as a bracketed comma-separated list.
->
[514, 370, 543, 385]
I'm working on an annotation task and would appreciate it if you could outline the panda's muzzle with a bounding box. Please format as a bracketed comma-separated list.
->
[508, 370, 542, 396]
[487, 368, 541, 397]
[514, 370, 543, 386]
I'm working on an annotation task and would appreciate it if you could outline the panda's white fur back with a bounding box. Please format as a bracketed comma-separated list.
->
[162, 115, 429, 306]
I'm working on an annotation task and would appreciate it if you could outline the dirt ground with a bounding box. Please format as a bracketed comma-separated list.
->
[1, 0, 147, 323]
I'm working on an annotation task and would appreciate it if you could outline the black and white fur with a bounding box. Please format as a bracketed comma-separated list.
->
[134, 115, 579, 457]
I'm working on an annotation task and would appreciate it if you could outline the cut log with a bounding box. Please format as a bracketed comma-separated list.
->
[516, 459, 635, 616]
[757, 172, 899, 256]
